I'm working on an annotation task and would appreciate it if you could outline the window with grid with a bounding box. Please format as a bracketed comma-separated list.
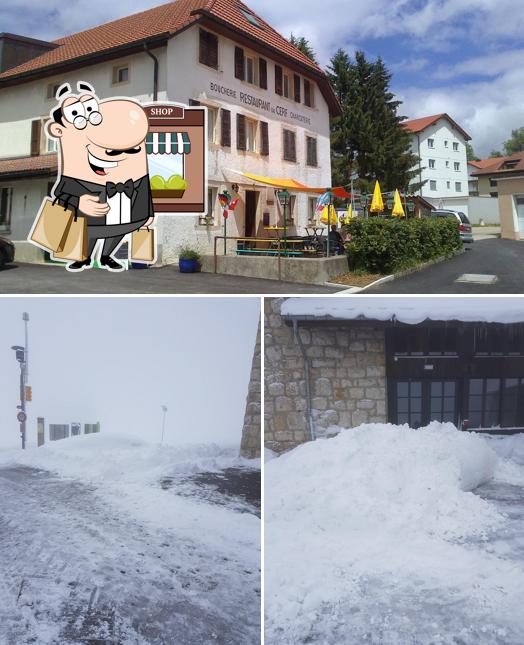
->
[428, 138, 434, 148]
[430, 180, 437, 190]
[453, 142, 459, 151]
[429, 159, 435, 169]
[395, 381, 423, 427]
[306, 136, 317, 166]
[454, 162, 460, 171]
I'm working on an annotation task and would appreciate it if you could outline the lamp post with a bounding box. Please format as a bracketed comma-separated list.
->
[161, 405, 168, 443]
[11, 345, 26, 449]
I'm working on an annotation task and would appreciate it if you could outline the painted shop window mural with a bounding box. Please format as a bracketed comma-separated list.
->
[144, 103, 207, 214]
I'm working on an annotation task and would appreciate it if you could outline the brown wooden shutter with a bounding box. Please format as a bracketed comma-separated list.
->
[199, 29, 218, 68]
[304, 79, 312, 107]
[283, 130, 296, 162]
[30, 120, 41, 156]
[293, 74, 301, 102]
[237, 114, 246, 151]
[260, 122, 269, 156]
[221, 109, 231, 147]
[235, 46, 245, 80]
[275, 65, 283, 95]
[306, 136, 317, 166]
[259, 58, 267, 89]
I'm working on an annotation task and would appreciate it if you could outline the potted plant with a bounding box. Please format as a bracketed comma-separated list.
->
[178, 246, 202, 273]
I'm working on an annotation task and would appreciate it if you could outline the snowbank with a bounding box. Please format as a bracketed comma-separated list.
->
[0, 434, 260, 558]
[265, 422, 509, 643]
[0, 433, 251, 484]
[281, 296, 524, 324]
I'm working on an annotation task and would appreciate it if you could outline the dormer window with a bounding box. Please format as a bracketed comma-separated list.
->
[502, 160, 519, 169]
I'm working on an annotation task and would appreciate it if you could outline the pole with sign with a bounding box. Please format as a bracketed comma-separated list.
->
[218, 191, 232, 256]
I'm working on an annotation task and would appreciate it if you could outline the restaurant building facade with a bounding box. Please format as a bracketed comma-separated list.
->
[0, 0, 339, 263]
[265, 298, 524, 454]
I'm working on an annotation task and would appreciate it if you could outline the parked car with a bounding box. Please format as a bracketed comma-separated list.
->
[430, 209, 474, 243]
[0, 236, 15, 267]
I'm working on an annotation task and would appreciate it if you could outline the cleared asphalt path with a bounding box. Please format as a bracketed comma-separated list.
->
[0, 262, 340, 294]
[366, 238, 524, 294]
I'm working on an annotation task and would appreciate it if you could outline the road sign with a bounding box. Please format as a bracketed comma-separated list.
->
[17, 411, 27, 423]
[25, 386, 32, 401]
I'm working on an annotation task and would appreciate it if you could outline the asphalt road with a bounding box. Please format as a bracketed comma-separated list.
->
[0, 465, 260, 644]
[366, 238, 524, 294]
[0, 262, 340, 294]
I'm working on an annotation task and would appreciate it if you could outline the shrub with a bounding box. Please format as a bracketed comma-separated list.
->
[344, 217, 461, 274]
[178, 246, 202, 262]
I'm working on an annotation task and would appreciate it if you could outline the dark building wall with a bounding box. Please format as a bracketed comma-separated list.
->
[0, 35, 56, 73]
[240, 325, 261, 459]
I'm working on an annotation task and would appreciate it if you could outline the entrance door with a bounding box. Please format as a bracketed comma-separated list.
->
[516, 197, 524, 239]
[392, 379, 458, 428]
[245, 191, 258, 238]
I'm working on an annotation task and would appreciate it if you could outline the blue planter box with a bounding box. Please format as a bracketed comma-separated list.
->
[179, 258, 201, 273]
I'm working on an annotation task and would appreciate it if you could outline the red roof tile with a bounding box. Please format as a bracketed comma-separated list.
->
[0, 0, 322, 79]
[0, 153, 58, 178]
[402, 113, 471, 141]
[468, 157, 505, 170]
[471, 152, 524, 176]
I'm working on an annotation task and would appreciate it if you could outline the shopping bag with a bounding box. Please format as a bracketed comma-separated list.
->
[29, 196, 75, 252]
[131, 227, 156, 263]
[53, 215, 88, 261]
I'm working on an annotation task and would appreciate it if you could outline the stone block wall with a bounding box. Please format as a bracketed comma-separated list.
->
[265, 298, 387, 453]
[240, 324, 261, 459]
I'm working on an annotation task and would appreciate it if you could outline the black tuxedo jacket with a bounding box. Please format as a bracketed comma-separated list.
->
[53, 175, 154, 229]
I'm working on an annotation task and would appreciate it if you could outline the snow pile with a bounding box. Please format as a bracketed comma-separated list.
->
[484, 433, 524, 485]
[0, 433, 251, 485]
[265, 422, 515, 644]
[281, 296, 524, 324]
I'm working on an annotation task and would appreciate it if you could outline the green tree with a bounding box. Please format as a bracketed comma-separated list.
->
[289, 34, 318, 64]
[466, 143, 480, 161]
[503, 127, 524, 155]
[490, 150, 503, 158]
[327, 49, 423, 193]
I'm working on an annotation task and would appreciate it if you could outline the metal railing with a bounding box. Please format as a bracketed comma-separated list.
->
[213, 235, 317, 281]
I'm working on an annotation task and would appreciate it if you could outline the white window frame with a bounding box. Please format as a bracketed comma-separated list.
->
[427, 138, 434, 148]
[445, 160, 449, 168]
[207, 106, 219, 144]
[245, 53, 258, 86]
[0, 186, 13, 231]
[453, 142, 459, 151]
[455, 182, 462, 192]
[446, 181, 451, 189]
[454, 162, 460, 171]
[430, 180, 437, 191]
[428, 159, 435, 169]
[283, 73, 291, 99]
[112, 64, 130, 86]
[444, 140, 448, 148]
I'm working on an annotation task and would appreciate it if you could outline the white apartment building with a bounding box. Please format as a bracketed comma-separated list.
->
[404, 114, 471, 215]
[0, 0, 339, 263]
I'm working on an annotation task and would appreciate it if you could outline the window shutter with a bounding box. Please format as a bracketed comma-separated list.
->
[306, 137, 317, 166]
[259, 58, 267, 89]
[221, 109, 231, 147]
[304, 79, 312, 107]
[30, 120, 41, 156]
[293, 74, 301, 102]
[199, 29, 218, 68]
[275, 65, 283, 95]
[237, 114, 246, 151]
[283, 130, 296, 162]
[235, 46, 245, 80]
[260, 122, 269, 156]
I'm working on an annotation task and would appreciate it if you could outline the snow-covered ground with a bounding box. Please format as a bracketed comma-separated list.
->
[0, 434, 260, 644]
[265, 422, 524, 645]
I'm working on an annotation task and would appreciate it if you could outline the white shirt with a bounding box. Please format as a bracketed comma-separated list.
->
[106, 192, 131, 225]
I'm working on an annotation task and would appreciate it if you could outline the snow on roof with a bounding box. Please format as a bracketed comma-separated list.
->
[280, 297, 524, 325]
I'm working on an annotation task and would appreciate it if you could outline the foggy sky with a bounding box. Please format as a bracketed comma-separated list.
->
[0, 297, 260, 450]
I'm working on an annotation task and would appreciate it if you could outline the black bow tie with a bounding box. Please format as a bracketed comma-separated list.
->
[106, 179, 135, 199]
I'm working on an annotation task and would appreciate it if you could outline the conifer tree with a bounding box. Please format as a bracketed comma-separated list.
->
[289, 34, 318, 64]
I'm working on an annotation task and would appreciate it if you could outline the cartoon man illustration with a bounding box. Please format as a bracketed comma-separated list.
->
[46, 81, 154, 271]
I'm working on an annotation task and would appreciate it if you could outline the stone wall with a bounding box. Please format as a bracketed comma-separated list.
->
[265, 298, 387, 453]
[240, 325, 261, 459]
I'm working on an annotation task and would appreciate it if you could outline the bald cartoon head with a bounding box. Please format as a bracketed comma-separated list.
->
[47, 82, 150, 184]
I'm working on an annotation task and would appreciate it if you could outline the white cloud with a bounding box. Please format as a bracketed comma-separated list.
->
[398, 66, 524, 157]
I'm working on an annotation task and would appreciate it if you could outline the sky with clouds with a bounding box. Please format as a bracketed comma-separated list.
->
[2, 0, 523, 156]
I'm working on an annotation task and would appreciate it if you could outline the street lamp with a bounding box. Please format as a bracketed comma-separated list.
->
[11, 345, 26, 449]
[161, 405, 168, 443]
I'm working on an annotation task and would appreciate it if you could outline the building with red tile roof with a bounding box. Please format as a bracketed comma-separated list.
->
[0, 0, 338, 261]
